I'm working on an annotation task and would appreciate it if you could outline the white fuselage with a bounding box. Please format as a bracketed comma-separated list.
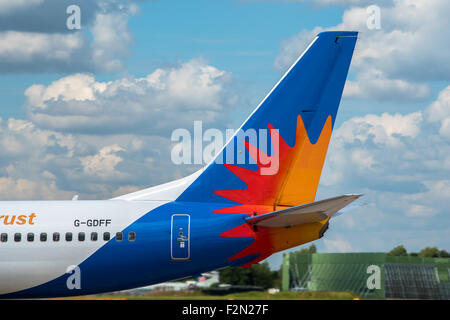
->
[0, 200, 165, 295]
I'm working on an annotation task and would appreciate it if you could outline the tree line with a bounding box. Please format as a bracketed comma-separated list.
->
[218, 244, 448, 289]
[387, 245, 449, 258]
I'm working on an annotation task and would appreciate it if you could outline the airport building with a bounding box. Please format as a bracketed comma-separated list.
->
[281, 252, 450, 299]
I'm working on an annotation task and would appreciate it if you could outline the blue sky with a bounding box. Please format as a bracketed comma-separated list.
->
[0, 0, 448, 269]
[0, 0, 344, 118]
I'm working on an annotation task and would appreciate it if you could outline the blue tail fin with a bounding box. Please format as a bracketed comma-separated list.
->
[178, 31, 358, 208]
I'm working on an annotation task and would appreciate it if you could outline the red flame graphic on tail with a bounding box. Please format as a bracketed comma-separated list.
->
[214, 115, 333, 266]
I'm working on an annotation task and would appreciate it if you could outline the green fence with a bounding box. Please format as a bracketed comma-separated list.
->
[282, 252, 449, 299]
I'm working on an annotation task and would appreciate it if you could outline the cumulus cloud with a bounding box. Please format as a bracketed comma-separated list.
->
[0, 0, 140, 73]
[0, 115, 196, 200]
[0, 31, 88, 73]
[333, 0, 450, 81]
[0, 0, 44, 16]
[0, 177, 73, 200]
[24, 59, 235, 135]
[343, 68, 430, 101]
[406, 204, 438, 218]
[320, 85, 450, 234]
[323, 236, 354, 252]
[313, 85, 450, 253]
[0, 0, 98, 32]
[334, 111, 422, 147]
[274, 0, 450, 101]
[90, 11, 135, 72]
[425, 85, 450, 140]
[79, 144, 125, 180]
[0, 57, 237, 200]
[25, 73, 107, 107]
[0, 118, 79, 199]
[0, 0, 447, 256]
[274, 27, 322, 72]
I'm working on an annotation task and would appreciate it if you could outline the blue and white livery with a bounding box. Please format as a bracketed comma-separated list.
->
[0, 31, 359, 298]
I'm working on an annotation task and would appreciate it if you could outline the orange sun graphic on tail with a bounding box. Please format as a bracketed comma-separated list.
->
[214, 114, 334, 266]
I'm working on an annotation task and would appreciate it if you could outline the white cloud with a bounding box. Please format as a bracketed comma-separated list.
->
[0, 115, 192, 200]
[0, 57, 235, 200]
[0, 0, 43, 15]
[426, 86, 450, 121]
[79, 144, 125, 180]
[402, 180, 450, 217]
[406, 204, 438, 218]
[334, 111, 422, 147]
[0, 0, 141, 73]
[0, 118, 76, 158]
[0, 177, 72, 200]
[274, 0, 450, 102]
[350, 149, 375, 170]
[90, 11, 135, 72]
[112, 185, 140, 198]
[0, 0, 448, 259]
[319, 85, 450, 247]
[337, 0, 450, 81]
[323, 237, 354, 252]
[439, 119, 450, 140]
[24, 59, 235, 135]
[274, 27, 322, 72]
[343, 68, 430, 101]
[25, 74, 108, 108]
[0, 31, 83, 62]
[425, 85, 450, 140]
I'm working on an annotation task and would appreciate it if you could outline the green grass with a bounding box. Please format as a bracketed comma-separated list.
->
[56, 290, 359, 300]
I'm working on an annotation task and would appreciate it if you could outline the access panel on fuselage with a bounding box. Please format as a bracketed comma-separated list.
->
[170, 214, 190, 261]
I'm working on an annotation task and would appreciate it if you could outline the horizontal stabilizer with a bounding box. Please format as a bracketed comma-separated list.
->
[245, 194, 362, 228]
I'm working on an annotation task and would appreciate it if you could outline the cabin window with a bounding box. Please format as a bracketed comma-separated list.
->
[3, 231, 137, 244]
[78, 232, 85, 242]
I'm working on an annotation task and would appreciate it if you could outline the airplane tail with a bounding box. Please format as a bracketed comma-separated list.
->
[178, 31, 358, 213]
